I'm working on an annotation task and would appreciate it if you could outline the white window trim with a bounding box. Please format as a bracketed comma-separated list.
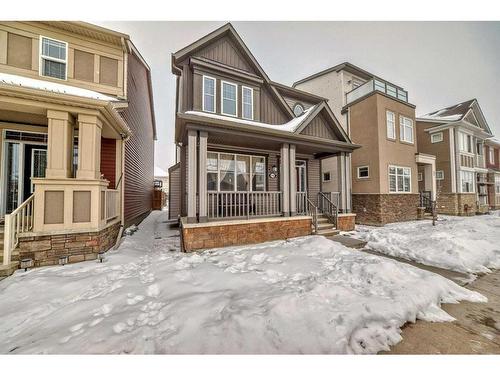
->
[431, 132, 443, 143]
[399, 115, 414, 144]
[460, 169, 475, 193]
[386, 110, 396, 140]
[322, 172, 331, 182]
[436, 170, 444, 180]
[388, 165, 412, 193]
[458, 130, 474, 155]
[221, 80, 238, 117]
[202, 75, 216, 113]
[357, 166, 369, 179]
[39, 36, 68, 81]
[241, 85, 254, 120]
[418, 172, 423, 182]
[489, 148, 495, 164]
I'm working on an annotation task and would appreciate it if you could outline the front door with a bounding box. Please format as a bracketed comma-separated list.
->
[23, 144, 47, 201]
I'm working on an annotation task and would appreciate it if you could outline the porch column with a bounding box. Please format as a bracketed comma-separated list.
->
[46, 110, 74, 179]
[187, 129, 198, 223]
[280, 143, 290, 216]
[424, 163, 437, 201]
[76, 114, 102, 180]
[345, 153, 352, 212]
[289, 144, 297, 216]
[337, 152, 347, 212]
[198, 131, 208, 222]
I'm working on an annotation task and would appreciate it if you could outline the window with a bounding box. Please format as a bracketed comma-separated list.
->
[293, 103, 305, 117]
[389, 166, 411, 193]
[458, 132, 473, 153]
[242, 86, 253, 120]
[207, 152, 265, 192]
[202, 76, 216, 113]
[418, 172, 423, 182]
[431, 132, 443, 143]
[386, 111, 396, 140]
[221, 81, 237, 116]
[323, 172, 331, 182]
[460, 170, 474, 193]
[399, 116, 414, 143]
[490, 148, 495, 164]
[436, 170, 444, 180]
[40, 36, 67, 80]
[386, 85, 397, 98]
[357, 166, 369, 179]
[476, 142, 483, 155]
[495, 175, 500, 194]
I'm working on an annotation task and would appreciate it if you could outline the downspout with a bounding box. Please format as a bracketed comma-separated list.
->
[114, 132, 129, 250]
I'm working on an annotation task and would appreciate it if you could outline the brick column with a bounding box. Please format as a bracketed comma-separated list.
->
[46, 110, 74, 179]
[77, 114, 102, 180]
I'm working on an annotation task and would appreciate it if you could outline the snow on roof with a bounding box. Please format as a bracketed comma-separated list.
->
[185, 105, 316, 133]
[419, 99, 475, 122]
[154, 166, 167, 177]
[0, 72, 119, 102]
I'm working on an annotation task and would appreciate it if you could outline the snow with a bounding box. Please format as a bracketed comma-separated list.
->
[185, 105, 316, 133]
[353, 214, 500, 274]
[0, 211, 485, 354]
[0, 72, 119, 102]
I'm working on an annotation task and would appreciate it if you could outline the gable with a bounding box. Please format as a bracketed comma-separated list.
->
[463, 110, 479, 127]
[300, 113, 338, 141]
[260, 86, 290, 125]
[195, 36, 257, 75]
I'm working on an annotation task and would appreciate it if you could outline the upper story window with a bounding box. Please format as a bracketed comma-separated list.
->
[389, 165, 411, 193]
[203, 76, 216, 113]
[242, 86, 254, 120]
[40, 36, 67, 80]
[458, 132, 473, 153]
[221, 81, 237, 117]
[386, 110, 396, 140]
[399, 116, 414, 144]
[431, 132, 443, 143]
[490, 147, 495, 164]
[293, 103, 305, 117]
[357, 166, 369, 179]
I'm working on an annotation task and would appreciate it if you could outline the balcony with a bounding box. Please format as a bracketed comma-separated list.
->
[346, 79, 408, 105]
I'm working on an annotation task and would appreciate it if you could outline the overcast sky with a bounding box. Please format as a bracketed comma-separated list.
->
[97, 21, 500, 173]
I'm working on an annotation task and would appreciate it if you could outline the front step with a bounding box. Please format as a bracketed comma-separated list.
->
[313, 214, 339, 237]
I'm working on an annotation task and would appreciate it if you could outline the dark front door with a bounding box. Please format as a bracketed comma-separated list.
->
[23, 144, 47, 201]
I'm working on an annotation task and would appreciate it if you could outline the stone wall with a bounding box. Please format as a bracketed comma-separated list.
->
[181, 217, 312, 252]
[18, 222, 121, 267]
[337, 213, 356, 231]
[352, 193, 419, 225]
[436, 193, 477, 215]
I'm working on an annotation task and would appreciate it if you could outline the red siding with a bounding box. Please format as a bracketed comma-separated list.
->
[100, 138, 116, 188]
[120, 52, 155, 226]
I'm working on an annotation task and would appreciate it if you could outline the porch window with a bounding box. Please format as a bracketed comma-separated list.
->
[389, 165, 411, 193]
[221, 81, 237, 116]
[431, 132, 443, 143]
[399, 116, 414, 143]
[386, 110, 396, 140]
[242, 86, 254, 120]
[203, 76, 216, 113]
[40, 36, 67, 80]
[436, 170, 444, 180]
[460, 170, 474, 193]
[220, 154, 236, 191]
[252, 156, 265, 191]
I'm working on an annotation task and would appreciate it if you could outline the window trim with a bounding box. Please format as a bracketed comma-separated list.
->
[418, 172, 423, 182]
[241, 85, 254, 120]
[221, 80, 238, 117]
[388, 165, 412, 193]
[460, 170, 475, 193]
[458, 131, 474, 154]
[436, 170, 444, 180]
[202, 75, 216, 114]
[399, 115, 414, 144]
[489, 148, 495, 164]
[386, 110, 396, 140]
[293, 103, 305, 117]
[39, 35, 68, 81]
[431, 132, 443, 143]
[322, 171, 331, 182]
[357, 166, 370, 179]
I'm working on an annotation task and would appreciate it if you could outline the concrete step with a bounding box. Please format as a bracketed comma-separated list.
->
[317, 222, 335, 230]
[0, 261, 19, 278]
[316, 228, 340, 236]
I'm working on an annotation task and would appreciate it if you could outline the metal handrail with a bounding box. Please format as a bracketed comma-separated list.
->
[318, 192, 338, 228]
[3, 194, 34, 266]
[306, 198, 318, 234]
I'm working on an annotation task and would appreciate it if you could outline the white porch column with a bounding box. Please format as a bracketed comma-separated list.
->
[280, 143, 290, 216]
[187, 130, 198, 223]
[289, 144, 297, 216]
[345, 153, 352, 212]
[198, 131, 208, 222]
[337, 152, 347, 212]
[76, 114, 102, 180]
[46, 110, 74, 179]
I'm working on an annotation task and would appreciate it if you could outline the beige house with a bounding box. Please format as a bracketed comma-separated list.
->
[0, 22, 156, 276]
[294, 63, 435, 225]
[485, 138, 500, 210]
[417, 99, 494, 215]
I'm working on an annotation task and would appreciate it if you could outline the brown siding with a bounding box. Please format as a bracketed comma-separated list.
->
[120, 52, 155, 226]
[99, 56, 118, 86]
[300, 114, 337, 140]
[100, 138, 116, 188]
[260, 87, 288, 125]
[168, 163, 181, 220]
[307, 158, 320, 205]
[180, 145, 187, 217]
[268, 153, 279, 191]
[7, 32, 32, 69]
[74, 49, 94, 82]
[196, 36, 256, 74]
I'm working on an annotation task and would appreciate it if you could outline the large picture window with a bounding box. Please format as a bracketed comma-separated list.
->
[207, 152, 265, 192]
[460, 170, 474, 193]
[389, 165, 411, 193]
[221, 81, 237, 116]
[40, 36, 67, 80]
[202, 76, 216, 113]
[399, 116, 414, 143]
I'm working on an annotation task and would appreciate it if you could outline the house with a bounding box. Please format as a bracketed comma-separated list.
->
[294, 63, 436, 225]
[168, 23, 359, 252]
[416, 99, 493, 215]
[0, 21, 156, 275]
[484, 138, 500, 210]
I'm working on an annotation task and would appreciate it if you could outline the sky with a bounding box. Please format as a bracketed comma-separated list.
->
[97, 21, 500, 173]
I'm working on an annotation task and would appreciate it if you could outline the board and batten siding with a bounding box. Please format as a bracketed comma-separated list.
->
[307, 158, 321, 205]
[260, 87, 289, 125]
[120, 52, 155, 226]
[168, 163, 181, 220]
[196, 36, 256, 74]
[300, 114, 338, 140]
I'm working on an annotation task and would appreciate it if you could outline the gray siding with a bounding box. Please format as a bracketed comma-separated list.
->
[268, 153, 279, 192]
[196, 36, 256, 74]
[168, 163, 181, 220]
[260, 87, 289, 125]
[301, 114, 338, 140]
[307, 158, 321, 205]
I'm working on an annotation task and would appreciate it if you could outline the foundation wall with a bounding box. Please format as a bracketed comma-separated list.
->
[352, 193, 419, 225]
[436, 193, 477, 215]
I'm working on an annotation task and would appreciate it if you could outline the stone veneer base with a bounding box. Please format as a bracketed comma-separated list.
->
[436, 193, 477, 216]
[352, 193, 420, 225]
[181, 216, 312, 252]
[18, 222, 121, 267]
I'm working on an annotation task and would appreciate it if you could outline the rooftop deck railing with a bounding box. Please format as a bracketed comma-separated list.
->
[346, 79, 408, 105]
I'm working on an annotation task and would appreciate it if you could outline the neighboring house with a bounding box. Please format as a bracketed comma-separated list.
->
[294, 63, 435, 225]
[168, 23, 359, 252]
[484, 138, 500, 210]
[416, 99, 493, 215]
[0, 21, 156, 275]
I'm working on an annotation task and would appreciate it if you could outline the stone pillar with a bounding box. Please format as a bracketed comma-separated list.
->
[198, 131, 208, 222]
[187, 130, 198, 223]
[280, 143, 290, 216]
[46, 110, 74, 179]
[289, 144, 297, 216]
[76, 114, 102, 180]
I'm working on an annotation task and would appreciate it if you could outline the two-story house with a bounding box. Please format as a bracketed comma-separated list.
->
[416, 99, 493, 215]
[0, 21, 156, 275]
[294, 63, 436, 225]
[168, 23, 359, 252]
[485, 138, 500, 210]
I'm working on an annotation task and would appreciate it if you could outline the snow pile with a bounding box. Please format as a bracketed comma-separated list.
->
[354, 215, 500, 274]
[0, 212, 485, 354]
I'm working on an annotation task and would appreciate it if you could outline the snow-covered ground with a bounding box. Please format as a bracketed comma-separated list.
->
[354, 213, 500, 274]
[0, 211, 485, 354]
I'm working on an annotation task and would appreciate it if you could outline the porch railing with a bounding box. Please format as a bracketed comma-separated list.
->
[105, 189, 120, 221]
[296, 192, 307, 215]
[207, 191, 282, 220]
[318, 192, 339, 227]
[3, 194, 34, 266]
[306, 198, 319, 233]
